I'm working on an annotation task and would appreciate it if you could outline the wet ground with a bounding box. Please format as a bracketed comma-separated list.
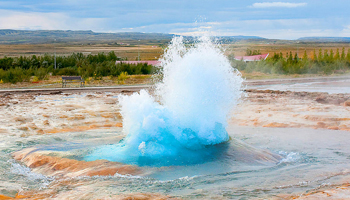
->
[0, 76, 350, 199]
[246, 77, 350, 94]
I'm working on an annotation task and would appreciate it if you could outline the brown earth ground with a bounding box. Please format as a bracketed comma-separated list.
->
[1, 42, 349, 60]
[1, 73, 347, 90]
[1, 85, 350, 199]
[225, 42, 350, 58]
[0, 74, 153, 89]
[233, 89, 350, 131]
[0, 44, 163, 61]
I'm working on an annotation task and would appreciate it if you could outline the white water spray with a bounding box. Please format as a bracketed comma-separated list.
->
[85, 36, 243, 166]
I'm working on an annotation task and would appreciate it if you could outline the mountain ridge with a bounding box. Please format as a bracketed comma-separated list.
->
[0, 29, 266, 44]
[298, 37, 350, 42]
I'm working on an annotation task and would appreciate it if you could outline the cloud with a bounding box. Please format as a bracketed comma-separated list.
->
[251, 2, 307, 8]
[0, 10, 67, 30]
[0, 9, 106, 31]
[138, 18, 346, 40]
[339, 25, 350, 37]
[0, 1, 347, 40]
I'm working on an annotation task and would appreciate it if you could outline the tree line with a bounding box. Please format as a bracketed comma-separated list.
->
[230, 47, 350, 75]
[1, 48, 350, 84]
[0, 51, 155, 83]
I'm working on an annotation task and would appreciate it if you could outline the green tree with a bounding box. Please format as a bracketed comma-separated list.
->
[329, 49, 334, 62]
[31, 55, 40, 68]
[252, 49, 261, 55]
[334, 48, 340, 60]
[302, 50, 308, 61]
[323, 50, 329, 62]
[288, 51, 293, 62]
[294, 52, 299, 63]
[246, 48, 252, 56]
[312, 49, 317, 61]
[318, 49, 323, 61]
[347, 49, 350, 62]
[107, 51, 118, 61]
[341, 47, 346, 60]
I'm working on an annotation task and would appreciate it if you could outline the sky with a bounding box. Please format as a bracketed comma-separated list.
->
[0, 0, 349, 39]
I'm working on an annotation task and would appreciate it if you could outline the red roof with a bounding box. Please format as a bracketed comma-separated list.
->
[234, 54, 269, 62]
[115, 60, 161, 66]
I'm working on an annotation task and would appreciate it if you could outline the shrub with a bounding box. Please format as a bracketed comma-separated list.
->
[55, 67, 79, 76]
[35, 67, 48, 80]
[118, 72, 129, 84]
[32, 76, 39, 82]
[3, 68, 25, 84]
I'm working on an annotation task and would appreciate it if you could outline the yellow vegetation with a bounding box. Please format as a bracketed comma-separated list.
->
[117, 72, 129, 84]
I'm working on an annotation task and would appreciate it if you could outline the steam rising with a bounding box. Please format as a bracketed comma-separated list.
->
[85, 36, 243, 166]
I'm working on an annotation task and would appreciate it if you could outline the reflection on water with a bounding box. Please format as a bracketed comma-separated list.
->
[248, 78, 350, 94]
[0, 87, 349, 198]
[4, 125, 350, 199]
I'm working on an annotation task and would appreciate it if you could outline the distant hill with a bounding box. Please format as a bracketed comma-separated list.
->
[0, 29, 270, 45]
[216, 35, 268, 43]
[3, 30, 350, 45]
[219, 35, 266, 40]
[298, 37, 350, 42]
[0, 29, 175, 44]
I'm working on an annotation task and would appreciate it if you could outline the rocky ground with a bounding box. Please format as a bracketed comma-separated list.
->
[0, 88, 350, 199]
[0, 91, 125, 137]
[0, 75, 153, 89]
[232, 89, 350, 131]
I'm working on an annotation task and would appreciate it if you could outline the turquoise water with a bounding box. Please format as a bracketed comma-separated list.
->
[4, 126, 350, 199]
[2, 36, 350, 198]
[84, 36, 243, 166]
[247, 78, 350, 94]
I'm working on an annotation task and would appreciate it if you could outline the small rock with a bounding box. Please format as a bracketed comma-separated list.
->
[49, 91, 62, 95]
[104, 99, 117, 104]
[121, 90, 132, 93]
[100, 113, 114, 118]
[328, 126, 339, 130]
[262, 122, 289, 128]
[67, 115, 85, 120]
[344, 100, 350, 106]
[18, 126, 29, 131]
[315, 96, 327, 104]
[1, 93, 11, 97]
[28, 123, 38, 130]
[14, 116, 32, 123]
[20, 133, 27, 137]
[316, 122, 327, 128]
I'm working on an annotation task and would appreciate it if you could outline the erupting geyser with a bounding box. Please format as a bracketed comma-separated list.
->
[85, 36, 243, 166]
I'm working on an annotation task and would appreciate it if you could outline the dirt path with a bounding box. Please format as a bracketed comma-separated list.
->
[1, 74, 349, 95]
[0, 85, 152, 94]
[244, 74, 350, 86]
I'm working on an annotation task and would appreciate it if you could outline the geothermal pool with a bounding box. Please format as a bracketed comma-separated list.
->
[247, 77, 350, 94]
[3, 120, 350, 199]
[1, 36, 350, 199]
